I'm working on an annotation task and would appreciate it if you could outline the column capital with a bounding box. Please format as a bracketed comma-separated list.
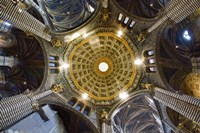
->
[51, 84, 64, 93]
[32, 101, 40, 111]
[100, 109, 110, 123]
[141, 83, 155, 90]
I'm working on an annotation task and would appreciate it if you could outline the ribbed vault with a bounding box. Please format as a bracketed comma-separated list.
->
[42, 0, 98, 31]
[114, 0, 169, 19]
[111, 94, 163, 133]
[0, 29, 46, 97]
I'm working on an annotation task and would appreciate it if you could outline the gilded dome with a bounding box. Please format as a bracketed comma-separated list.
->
[64, 28, 140, 104]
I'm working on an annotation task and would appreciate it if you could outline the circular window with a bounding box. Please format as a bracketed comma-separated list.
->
[98, 62, 109, 72]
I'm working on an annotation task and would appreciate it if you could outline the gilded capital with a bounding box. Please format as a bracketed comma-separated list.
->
[51, 84, 64, 93]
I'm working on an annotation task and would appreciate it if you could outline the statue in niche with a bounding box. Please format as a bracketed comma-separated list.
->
[101, 109, 108, 120]
[101, 8, 111, 22]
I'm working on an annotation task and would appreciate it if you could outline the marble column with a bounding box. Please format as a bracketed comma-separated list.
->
[100, 109, 112, 133]
[153, 87, 200, 124]
[0, 0, 51, 41]
[0, 90, 52, 130]
[0, 84, 63, 130]
[147, 0, 200, 33]
[101, 120, 112, 133]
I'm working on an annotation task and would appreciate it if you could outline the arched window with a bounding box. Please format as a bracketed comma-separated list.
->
[149, 58, 155, 64]
[117, 13, 136, 30]
[49, 62, 59, 67]
[83, 107, 91, 116]
[123, 17, 129, 24]
[68, 97, 77, 106]
[146, 66, 156, 73]
[183, 30, 191, 41]
[143, 50, 154, 57]
[75, 102, 84, 111]
[118, 13, 123, 21]
[49, 55, 59, 74]
[129, 20, 135, 28]
[49, 55, 59, 61]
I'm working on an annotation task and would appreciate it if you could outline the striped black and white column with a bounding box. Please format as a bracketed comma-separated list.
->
[0, 90, 53, 130]
[147, 0, 200, 33]
[0, 0, 51, 41]
[153, 87, 200, 124]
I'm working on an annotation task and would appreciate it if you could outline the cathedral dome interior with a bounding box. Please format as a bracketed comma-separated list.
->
[64, 29, 139, 104]
[0, 0, 200, 133]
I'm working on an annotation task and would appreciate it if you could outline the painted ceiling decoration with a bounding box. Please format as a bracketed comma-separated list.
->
[64, 27, 141, 105]
[181, 73, 200, 98]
